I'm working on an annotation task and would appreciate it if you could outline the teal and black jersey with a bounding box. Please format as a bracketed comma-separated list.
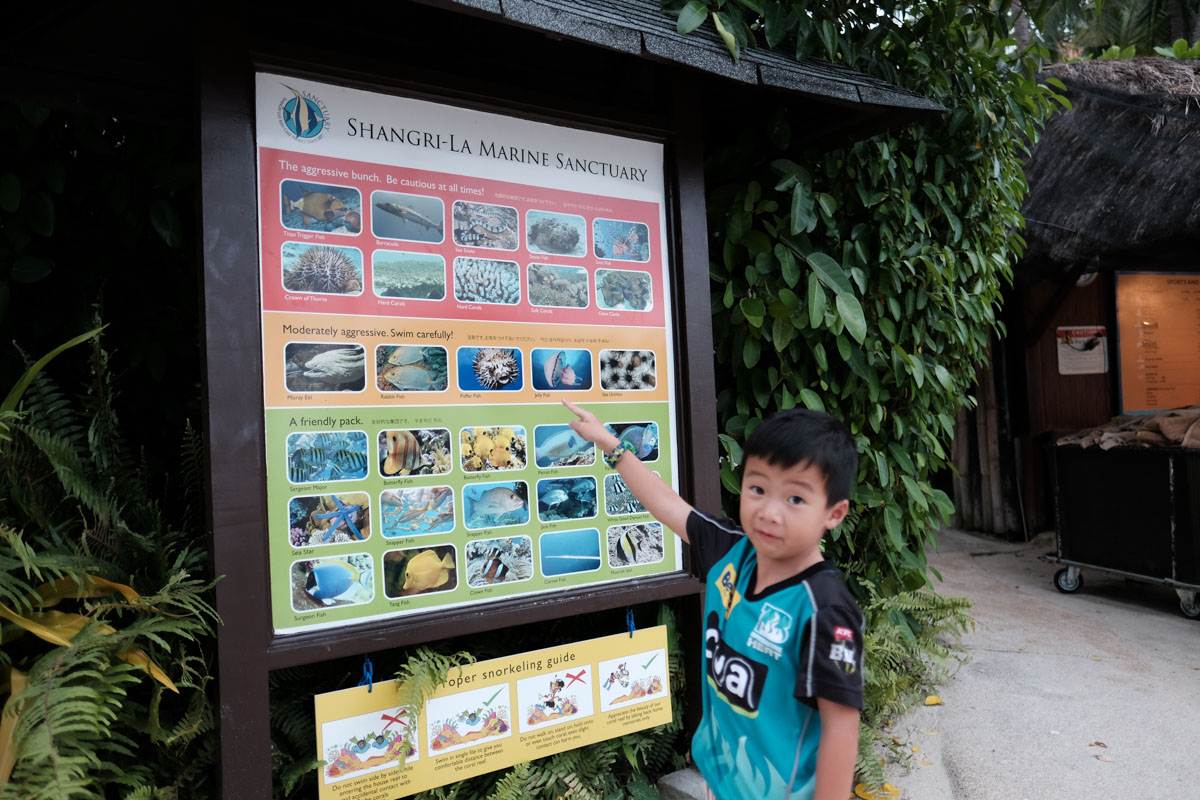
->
[688, 510, 864, 800]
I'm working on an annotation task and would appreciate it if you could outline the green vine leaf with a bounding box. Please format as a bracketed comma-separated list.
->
[676, 1, 708, 34]
[835, 294, 867, 344]
[806, 252, 853, 296]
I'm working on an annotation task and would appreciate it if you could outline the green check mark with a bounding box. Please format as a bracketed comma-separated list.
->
[483, 688, 504, 707]
[641, 653, 659, 670]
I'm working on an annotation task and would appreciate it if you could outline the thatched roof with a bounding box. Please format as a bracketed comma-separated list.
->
[1016, 58, 1200, 284]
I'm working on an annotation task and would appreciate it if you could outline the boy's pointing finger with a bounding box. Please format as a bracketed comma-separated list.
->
[562, 399, 587, 420]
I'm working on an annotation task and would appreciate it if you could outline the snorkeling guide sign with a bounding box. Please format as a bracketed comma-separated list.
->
[313, 627, 671, 799]
[255, 73, 684, 634]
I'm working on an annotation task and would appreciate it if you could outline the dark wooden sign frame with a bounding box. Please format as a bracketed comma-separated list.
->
[201, 38, 717, 797]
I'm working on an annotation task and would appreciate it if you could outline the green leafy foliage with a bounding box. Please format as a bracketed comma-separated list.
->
[0, 104, 199, 479]
[0, 332, 218, 799]
[701, 0, 1059, 600]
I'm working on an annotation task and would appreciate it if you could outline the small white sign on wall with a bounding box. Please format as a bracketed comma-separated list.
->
[1056, 326, 1108, 375]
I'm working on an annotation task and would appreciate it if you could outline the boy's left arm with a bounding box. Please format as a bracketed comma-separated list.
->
[813, 699, 860, 800]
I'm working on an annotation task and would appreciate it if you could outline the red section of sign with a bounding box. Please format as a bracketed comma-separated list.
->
[259, 148, 666, 328]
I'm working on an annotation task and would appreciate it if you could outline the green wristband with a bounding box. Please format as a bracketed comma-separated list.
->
[604, 440, 637, 469]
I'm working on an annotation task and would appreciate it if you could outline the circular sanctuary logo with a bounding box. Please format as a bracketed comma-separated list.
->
[278, 84, 329, 142]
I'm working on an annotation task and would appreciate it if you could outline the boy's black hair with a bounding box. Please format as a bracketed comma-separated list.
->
[743, 409, 858, 505]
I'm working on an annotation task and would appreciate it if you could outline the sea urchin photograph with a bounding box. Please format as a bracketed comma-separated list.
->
[281, 243, 364, 295]
[598, 349, 656, 391]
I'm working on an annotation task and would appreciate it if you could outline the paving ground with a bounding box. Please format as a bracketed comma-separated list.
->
[883, 528, 1200, 799]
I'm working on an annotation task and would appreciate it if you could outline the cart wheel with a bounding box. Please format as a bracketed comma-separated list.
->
[1181, 597, 1200, 620]
[1054, 567, 1082, 594]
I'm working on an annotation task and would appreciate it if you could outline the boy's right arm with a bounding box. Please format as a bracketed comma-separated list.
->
[562, 400, 694, 542]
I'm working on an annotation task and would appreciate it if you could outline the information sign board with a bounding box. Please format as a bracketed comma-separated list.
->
[255, 74, 684, 633]
[313, 627, 671, 799]
[1116, 272, 1200, 412]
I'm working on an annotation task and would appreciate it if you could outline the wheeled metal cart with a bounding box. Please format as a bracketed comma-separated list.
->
[1044, 444, 1200, 620]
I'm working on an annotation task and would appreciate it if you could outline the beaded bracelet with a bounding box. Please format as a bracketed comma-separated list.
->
[604, 439, 637, 469]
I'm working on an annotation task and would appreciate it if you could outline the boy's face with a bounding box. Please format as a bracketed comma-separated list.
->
[738, 455, 849, 577]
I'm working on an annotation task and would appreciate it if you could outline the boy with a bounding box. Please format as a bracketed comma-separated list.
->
[563, 401, 863, 800]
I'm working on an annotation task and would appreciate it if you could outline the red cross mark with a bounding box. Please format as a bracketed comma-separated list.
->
[381, 709, 408, 730]
[565, 669, 587, 688]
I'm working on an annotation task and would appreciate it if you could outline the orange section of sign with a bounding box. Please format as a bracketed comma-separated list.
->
[1117, 273, 1200, 412]
[265, 311, 669, 407]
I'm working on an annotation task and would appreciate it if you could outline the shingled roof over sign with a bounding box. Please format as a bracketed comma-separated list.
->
[421, 0, 943, 114]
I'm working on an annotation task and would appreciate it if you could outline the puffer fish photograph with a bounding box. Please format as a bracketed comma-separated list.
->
[383, 545, 458, 598]
[284, 343, 366, 392]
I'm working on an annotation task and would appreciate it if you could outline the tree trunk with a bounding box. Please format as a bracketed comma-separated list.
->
[1193, 5, 1200, 45]
[1013, 6, 1032, 49]
[1171, 0, 1187, 43]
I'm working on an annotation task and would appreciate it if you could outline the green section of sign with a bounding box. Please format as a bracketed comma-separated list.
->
[268, 401, 679, 632]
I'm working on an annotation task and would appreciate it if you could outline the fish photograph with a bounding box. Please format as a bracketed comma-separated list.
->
[530, 348, 592, 391]
[527, 263, 589, 308]
[598, 349, 657, 391]
[453, 258, 521, 305]
[290, 553, 374, 612]
[452, 201, 519, 250]
[383, 544, 458, 598]
[532, 424, 594, 469]
[370, 191, 445, 243]
[281, 243, 364, 296]
[595, 268, 653, 312]
[381, 489, 456, 537]
[525, 210, 586, 257]
[377, 427, 452, 477]
[288, 492, 371, 547]
[536, 476, 597, 523]
[462, 480, 529, 531]
[457, 347, 523, 392]
[606, 421, 659, 461]
[372, 251, 446, 300]
[606, 522, 664, 568]
[380, 486, 455, 538]
[465, 536, 533, 588]
[604, 473, 651, 516]
[286, 430, 370, 485]
[281, 180, 362, 235]
[592, 218, 650, 262]
[375, 345, 448, 393]
[539, 528, 602, 577]
[459, 425, 527, 472]
[285, 343, 366, 393]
